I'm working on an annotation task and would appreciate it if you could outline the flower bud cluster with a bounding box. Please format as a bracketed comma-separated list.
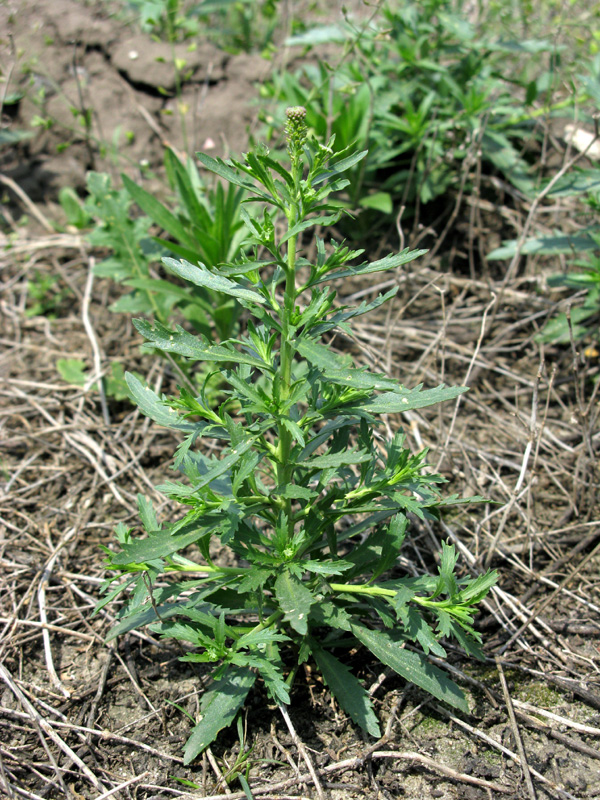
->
[285, 106, 308, 158]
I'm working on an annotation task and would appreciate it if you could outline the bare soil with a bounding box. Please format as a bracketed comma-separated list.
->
[1, 2, 600, 799]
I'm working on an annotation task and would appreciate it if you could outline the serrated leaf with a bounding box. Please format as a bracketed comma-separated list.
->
[396, 605, 447, 658]
[312, 150, 369, 186]
[323, 368, 402, 391]
[196, 153, 272, 201]
[488, 234, 596, 260]
[183, 666, 256, 764]
[281, 213, 342, 243]
[133, 319, 270, 369]
[300, 559, 353, 575]
[306, 449, 371, 469]
[296, 338, 347, 370]
[137, 494, 160, 533]
[275, 484, 317, 501]
[114, 524, 215, 563]
[457, 570, 498, 604]
[346, 384, 466, 414]
[312, 645, 381, 737]
[309, 601, 352, 631]
[351, 622, 468, 713]
[318, 248, 427, 283]
[236, 628, 290, 649]
[163, 257, 266, 304]
[274, 570, 314, 635]
[125, 373, 196, 432]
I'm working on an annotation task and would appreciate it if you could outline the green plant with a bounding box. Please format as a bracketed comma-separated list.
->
[124, 0, 281, 53]
[263, 0, 577, 225]
[488, 169, 600, 345]
[97, 107, 497, 765]
[25, 271, 72, 318]
[81, 145, 247, 344]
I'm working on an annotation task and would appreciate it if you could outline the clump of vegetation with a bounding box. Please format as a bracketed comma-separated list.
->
[262, 0, 561, 224]
[488, 169, 600, 347]
[97, 107, 497, 764]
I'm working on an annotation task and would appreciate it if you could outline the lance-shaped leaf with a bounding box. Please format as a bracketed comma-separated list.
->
[311, 150, 368, 185]
[274, 570, 314, 634]
[315, 248, 428, 283]
[296, 338, 348, 370]
[309, 287, 399, 335]
[162, 257, 266, 305]
[323, 368, 403, 392]
[312, 644, 381, 737]
[351, 622, 469, 713]
[125, 373, 197, 432]
[343, 384, 467, 415]
[122, 174, 197, 250]
[133, 319, 270, 369]
[183, 666, 256, 764]
[196, 153, 273, 202]
[112, 521, 217, 563]
[280, 213, 343, 243]
[305, 449, 372, 469]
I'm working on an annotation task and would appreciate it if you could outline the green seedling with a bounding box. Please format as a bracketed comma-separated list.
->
[264, 0, 581, 236]
[25, 271, 71, 318]
[97, 107, 497, 764]
[489, 169, 600, 346]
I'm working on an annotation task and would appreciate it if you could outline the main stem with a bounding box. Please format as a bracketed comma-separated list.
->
[275, 152, 302, 538]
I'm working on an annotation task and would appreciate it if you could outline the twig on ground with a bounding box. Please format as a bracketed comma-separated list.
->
[496, 656, 537, 800]
[81, 256, 110, 425]
[0, 174, 54, 233]
[278, 703, 326, 800]
[435, 704, 580, 800]
[0, 663, 108, 793]
[37, 527, 77, 698]
[206, 746, 233, 795]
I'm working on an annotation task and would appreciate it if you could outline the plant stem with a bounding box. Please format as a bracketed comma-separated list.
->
[329, 582, 396, 598]
[165, 559, 246, 576]
[275, 148, 302, 535]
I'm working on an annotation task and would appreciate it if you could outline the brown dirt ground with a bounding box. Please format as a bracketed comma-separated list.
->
[1, 2, 600, 799]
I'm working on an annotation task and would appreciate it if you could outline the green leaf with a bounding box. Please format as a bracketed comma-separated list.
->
[359, 192, 393, 213]
[317, 248, 427, 283]
[133, 320, 270, 369]
[396, 606, 447, 658]
[312, 645, 381, 737]
[351, 622, 469, 713]
[309, 601, 352, 631]
[323, 368, 402, 392]
[312, 150, 369, 185]
[545, 168, 600, 197]
[115, 523, 217, 563]
[275, 484, 317, 501]
[306, 449, 371, 469]
[274, 570, 314, 635]
[125, 373, 196, 432]
[183, 666, 256, 764]
[488, 234, 597, 260]
[300, 559, 353, 575]
[346, 384, 467, 414]
[281, 213, 342, 243]
[196, 153, 272, 201]
[296, 339, 347, 370]
[122, 174, 196, 250]
[137, 494, 160, 533]
[57, 358, 87, 386]
[163, 257, 266, 304]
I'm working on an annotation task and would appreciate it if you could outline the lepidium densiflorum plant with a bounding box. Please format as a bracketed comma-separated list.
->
[96, 107, 498, 764]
